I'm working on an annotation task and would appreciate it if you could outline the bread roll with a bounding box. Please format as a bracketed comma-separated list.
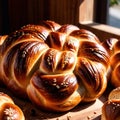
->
[102, 87, 120, 120]
[102, 38, 120, 88]
[0, 92, 25, 120]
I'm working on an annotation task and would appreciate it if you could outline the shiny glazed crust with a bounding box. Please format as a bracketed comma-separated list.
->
[0, 92, 25, 120]
[102, 38, 120, 88]
[102, 99, 120, 120]
[102, 87, 120, 120]
[0, 20, 109, 112]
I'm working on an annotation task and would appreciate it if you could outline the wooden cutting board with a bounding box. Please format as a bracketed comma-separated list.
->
[0, 84, 112, 120]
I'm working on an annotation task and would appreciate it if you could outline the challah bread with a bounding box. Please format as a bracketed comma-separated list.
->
[102, 38, 120, 87]
[101, 38, 118, 82]
[0, 92, 25, 120]
[0, 20, 109, 112]
[110, 40, 120, 87]
[102, 38, 118, 56]
[102, 87, 120, 120]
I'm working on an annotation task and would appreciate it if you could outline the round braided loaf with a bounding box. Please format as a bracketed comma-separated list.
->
[102, 38, 120, 88]
[0, 21, 109, 112]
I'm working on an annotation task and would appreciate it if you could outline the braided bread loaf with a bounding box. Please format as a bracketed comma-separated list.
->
[0, 21, 109, 112]
[0, 92, 24, 120]
[102, 38, 120, 87]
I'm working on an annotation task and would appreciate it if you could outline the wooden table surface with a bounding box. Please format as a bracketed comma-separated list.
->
[0, 84, 113, 120]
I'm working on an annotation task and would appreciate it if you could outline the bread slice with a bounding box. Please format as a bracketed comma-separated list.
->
[108, 87, 120, 100]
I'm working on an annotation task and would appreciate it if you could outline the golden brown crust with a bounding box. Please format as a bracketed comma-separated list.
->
[102, 99, 120, 120]
[102, 38, 118, 56]
[0, 92, 25, 120]
[102, 87, 120, 120]
[75, 57, 107, 102]
[27, 72, 82, 112]
[102, 38, 120, 88]
[0, 20, 109, 112]
[104, 38, 120, 88]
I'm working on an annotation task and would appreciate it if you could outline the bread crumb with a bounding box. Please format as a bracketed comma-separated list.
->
[94, 111, 97, 114]
[67, 115, 72, 120]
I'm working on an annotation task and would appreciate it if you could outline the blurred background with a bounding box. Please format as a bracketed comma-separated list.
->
[0, 0, 119, 35]
[109, 0, 120, 28]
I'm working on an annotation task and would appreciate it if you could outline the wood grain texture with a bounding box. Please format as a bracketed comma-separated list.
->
[0, 84, 108, 120]
[6, 0, 82, 32]
[78, 22, 120, 41]
[0, 0, 110, 34]
[79, 0, 94, 22]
